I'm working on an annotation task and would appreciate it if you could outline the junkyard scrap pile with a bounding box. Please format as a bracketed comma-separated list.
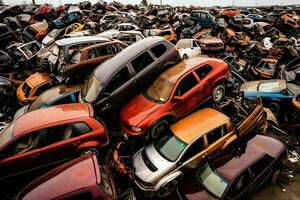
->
[0, 1, 300, 200]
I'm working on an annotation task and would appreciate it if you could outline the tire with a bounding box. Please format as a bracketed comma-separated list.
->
[183, 54, 188, 60]
[149, 118, 170, 140]
[270, 168, 281, 183]
[269, 102, 280, 118]
[81, 148, 100, 157]
[212, 84, 225, 103]
[157, 179, 178, 198]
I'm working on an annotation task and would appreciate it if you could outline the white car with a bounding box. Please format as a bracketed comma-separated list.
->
[97, 23, 140, 39]
[176, 39, 201, 59]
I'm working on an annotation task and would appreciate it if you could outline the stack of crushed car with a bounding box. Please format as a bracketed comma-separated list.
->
[0, 1, 299, 200]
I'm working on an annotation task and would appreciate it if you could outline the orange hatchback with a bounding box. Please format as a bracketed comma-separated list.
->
[16, 72, 56, 105]
[0, 103, 109, 182]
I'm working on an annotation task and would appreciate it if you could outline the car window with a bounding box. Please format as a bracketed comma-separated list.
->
[1, 131, 40, 158]
[195, 65, 212, 79]
[131, 51, 154, 73]
[119, 34, 131, 43]
[175, 73, 198, 96]
[22, 82, 32, 97]
[192, 40, 199, 48]
[52, 95, 74, 106]
[119, 26, 127, 31]
[250, 154, 274, 179]
[88, 48, 97, 59]
[104, 66, 131, 94]
[181, 137, 204, 162]
[158, 31, 171, 36]
[40, 122, 91, 146]
[97, 45, 114, 56]
[200, 13, 207, 18]
[36, 83, 52, 96]
[150, 44, 167, 58]
[206, 125, 226, 145]
[64, 192, 93, 200]
[228, 169, 252, 198]
[128, 25, 136, 30]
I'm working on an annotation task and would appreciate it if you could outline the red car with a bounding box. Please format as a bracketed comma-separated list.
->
[0, 103, 108, 182]
[16, 154, 135, 200]
[121, 56, 229, 139]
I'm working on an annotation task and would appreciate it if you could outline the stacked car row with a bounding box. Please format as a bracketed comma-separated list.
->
[0, 1, 299, 200]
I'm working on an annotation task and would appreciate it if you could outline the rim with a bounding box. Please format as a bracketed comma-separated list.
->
[214, 87, 224, 102]
[151, 120, 168, 139]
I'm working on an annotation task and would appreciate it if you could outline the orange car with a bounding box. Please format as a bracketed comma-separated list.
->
[16, 72, 56, 105]
[149, 28, 177, 44]
[132, 97, 266, 196]
[219, 8, 240, 17]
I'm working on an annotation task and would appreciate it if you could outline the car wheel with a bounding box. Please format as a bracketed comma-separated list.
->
[157, 179, 178, 198]
[150, 119, 170, 140]
[183, 54, 188, 59]
[269, 102, 280, 118]
[81, 148, 99, 157]
[212, 84, 225, 103]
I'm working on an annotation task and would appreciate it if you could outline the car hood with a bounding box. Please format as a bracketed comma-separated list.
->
[133, 144, 176, 185]
[121, 95, 163, 127]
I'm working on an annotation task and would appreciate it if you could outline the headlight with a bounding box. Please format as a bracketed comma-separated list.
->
[131, 126, 142, 132]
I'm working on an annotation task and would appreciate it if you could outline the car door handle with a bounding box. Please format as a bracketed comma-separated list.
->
[202, 152, 208, 158]
[71, 141, 80, 146]
[30, 153, 40, 158]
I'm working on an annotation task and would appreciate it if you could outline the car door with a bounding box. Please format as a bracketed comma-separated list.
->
[103, 66, 134, 107]
[204, 125, 228, 157]
[194, 64, 213, 99]
[0, 131, 43, 181]
[225, 169, 253, 200]
[178, 137, 206, 170]
[191, 40, 201, 57]
[129, 50, 156, 90]
[247, 154, 274, 194]
[171, 73, 200, 117]
[38, 123, 83, 164]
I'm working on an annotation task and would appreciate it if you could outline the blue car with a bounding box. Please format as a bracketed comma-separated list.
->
[240, 79, 300, 116]
[14, 84, 80, 119]
[247, 14, 263, 22]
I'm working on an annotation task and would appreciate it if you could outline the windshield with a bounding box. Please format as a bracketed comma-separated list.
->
[144, 77, 175, 103]
[258, 81, 281, 92]
[154, 134, 187, 162]
[0, 123, 14, 148]
[198, 162, 229, 198]
[81, 75, 103, 103]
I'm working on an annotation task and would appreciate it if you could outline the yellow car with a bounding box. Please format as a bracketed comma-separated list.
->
[16, 72, 55, 105]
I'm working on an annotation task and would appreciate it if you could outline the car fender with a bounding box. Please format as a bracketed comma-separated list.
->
[144, 113, 175, 129]
[154, 171, 183, 190]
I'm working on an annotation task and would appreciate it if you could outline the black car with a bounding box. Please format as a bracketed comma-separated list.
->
[79, 36, 181, 113]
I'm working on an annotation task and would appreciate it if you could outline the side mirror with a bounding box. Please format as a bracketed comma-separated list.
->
[172, 96, 182, 102]
[177, 161, 183, 166]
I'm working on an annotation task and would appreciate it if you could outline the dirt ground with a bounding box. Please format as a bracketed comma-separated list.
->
[253, 173, 300, 200]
